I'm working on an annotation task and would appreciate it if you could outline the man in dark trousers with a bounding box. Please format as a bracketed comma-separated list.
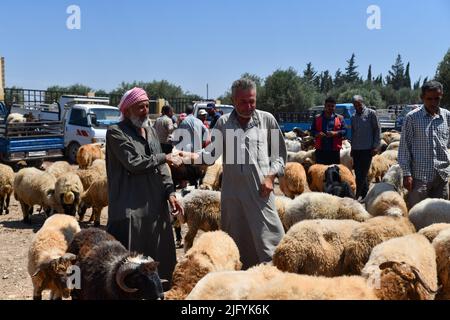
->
[310, 97, 347, 165]
[350, 95, 381, 200]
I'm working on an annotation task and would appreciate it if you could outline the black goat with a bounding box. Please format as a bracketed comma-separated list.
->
[324, 165, 355, 198]
[67, 228, 164, 300]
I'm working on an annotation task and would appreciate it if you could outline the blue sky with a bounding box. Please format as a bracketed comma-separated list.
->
[0, 0, 449, 98]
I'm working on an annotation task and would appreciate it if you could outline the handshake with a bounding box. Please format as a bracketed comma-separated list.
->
[165, 149, 200, 167]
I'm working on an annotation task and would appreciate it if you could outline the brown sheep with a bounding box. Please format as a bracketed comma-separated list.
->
[432, 228, 450, 299]
[180, 190, 221, 251]
[76, 143, 104, 169]
[418, 223, 450, 242]
[165, 231, 242, 300]
[0, 164, 14, 215]
[54, 173, 84, 216]
[80, 176, 108, 227]
[368, 155, 396, 183]
[279, 162, 310, 199]
[308, 164, 356, 194]
[28, 214, 80, 299]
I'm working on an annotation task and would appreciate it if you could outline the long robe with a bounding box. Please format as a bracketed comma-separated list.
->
[105, 118, 176, 283]
[209, 109, 287, 269]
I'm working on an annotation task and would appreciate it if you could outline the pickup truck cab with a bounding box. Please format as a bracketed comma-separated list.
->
[57, 96, 121, 162]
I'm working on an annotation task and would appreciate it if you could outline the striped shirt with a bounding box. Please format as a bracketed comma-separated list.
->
[350, 106, 381, 150]
[398, 106, 450, 182]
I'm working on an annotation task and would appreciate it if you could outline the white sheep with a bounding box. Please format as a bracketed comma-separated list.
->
[340, 148, 353, 172]
[386, 141, 400, 151]
[199, 156, 222, 191]
[432, 228, 450, 299]
[409, 198, 450, 230]
[186, 264, 377, 300]
[273, 219, 361, 276]
[362, 234, 438, 300]
[418, 223, 450, 242]
[283, 192, 371, 230]
[54, 172, 84, 216]
[274, 196, 293, 231]
[7, 113, 26, 123]
[0, 164, 14, 215]
[285, 139, 302, 152]
[14, 167, 57, 223]
[287, 149, 315, 166]
[165, 231, 242, 300]
[46, 161, 73, 180]
[28, 214, 80, 299]
[380, 150, 398, 163]
[343, 216, 416, 274]
[180, 189, 221, 251]
[278, 162, 309, 199]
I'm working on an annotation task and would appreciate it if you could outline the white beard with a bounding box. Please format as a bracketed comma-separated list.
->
[129, 115, 150, 128]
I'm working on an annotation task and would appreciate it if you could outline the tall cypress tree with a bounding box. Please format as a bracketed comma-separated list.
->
[367, 65, 373, 83]
[344, 53, 359, 83]
[404, 62, 411, 89]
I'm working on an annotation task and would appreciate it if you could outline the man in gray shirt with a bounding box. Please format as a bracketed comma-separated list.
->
[350, 95, 381, 200]
[153, 105, 175, 154]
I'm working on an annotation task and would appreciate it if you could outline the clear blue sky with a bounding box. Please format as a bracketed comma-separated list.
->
[0, 0, 449, 98]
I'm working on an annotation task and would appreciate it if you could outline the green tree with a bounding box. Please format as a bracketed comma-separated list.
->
[47, 84, 93, 94]
[367, 65, 373, 83]
[404, 62, 411, 89]
[344, 53, 359, 83]
[387, 54, 406, 90]
[436, 49, 450, 108]
[303, 62, 318, 84]
[319, 70, 333, 94]
[264, 68, 314, 113]
[334, 68, 345, 87]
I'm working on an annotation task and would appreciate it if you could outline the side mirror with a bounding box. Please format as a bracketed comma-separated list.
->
[89, 113, 98, 126]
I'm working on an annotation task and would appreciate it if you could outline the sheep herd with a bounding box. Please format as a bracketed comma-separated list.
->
[5, 129, 450, 300]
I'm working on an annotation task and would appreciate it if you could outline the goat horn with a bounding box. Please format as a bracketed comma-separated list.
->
[116, 263, 139, 293]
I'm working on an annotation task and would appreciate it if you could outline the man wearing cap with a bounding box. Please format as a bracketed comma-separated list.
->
[198, 109, 210, 129]
[207, 103, 221, 129]
[105, 87, 184, 285]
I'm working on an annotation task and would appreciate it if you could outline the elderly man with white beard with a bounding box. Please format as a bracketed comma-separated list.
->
[105, 87, 185, 286]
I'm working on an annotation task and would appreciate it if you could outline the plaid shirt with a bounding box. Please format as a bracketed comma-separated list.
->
[398, 106, 450, 182]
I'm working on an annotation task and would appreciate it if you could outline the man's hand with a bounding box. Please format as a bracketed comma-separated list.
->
[166, 153, 182, 167]
[316, 132, 326, 138]
[169, 195, 184, 216]
[403, 176, 413, 192]
[260, 175, 275, 198]
[179, 151, 200, 164]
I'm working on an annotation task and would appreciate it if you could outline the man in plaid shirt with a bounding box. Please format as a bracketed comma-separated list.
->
[398, 80, 449, 209]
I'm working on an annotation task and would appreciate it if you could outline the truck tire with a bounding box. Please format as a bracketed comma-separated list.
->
[66, 142, 80, 164]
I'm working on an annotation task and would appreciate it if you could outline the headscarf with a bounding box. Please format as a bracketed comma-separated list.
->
[118, 87, 149, 119]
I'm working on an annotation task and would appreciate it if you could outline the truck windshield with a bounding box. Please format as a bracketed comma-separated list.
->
[91, 108, 121, 127]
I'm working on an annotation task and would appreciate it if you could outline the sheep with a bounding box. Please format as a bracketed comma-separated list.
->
[273, 219, 361, 276]
[180, 189, 221, 251]
[165, 231, 242, 300]
[67, 228, 164, 300]
[432, 228, 450, 299]
[362, 234, 438, 300]
[274, 196, 293, 231]
[28, 214, 80, 300]
[418, 223, 450, 242]
[380, 150, 398, 162]
[368, 155, 395, 183]
[285, 139, 302, 152]
[342, 140, 351, 150]
[343, 216, 416, 275]
[76, 166, 105, 191]
[46, 161, 73, 179]
[91, 158, 106, 174]
[365, 191, 408, 218]
[187, 264, 377, 300]
[0, 164, 14, 215]
[279, 162, 309, 199]
[283, 192, 371, 230]
[381, 131, 401, 145]
[170, 163, 208, 189]
[76, 143, 104, 169]
[54, 172, 84, 216]
[386, 141, 400, 151]
[408, 198, 450, 230]
[308, 164, 356, 194]
[323, 165, 354, 198]
[199, 156, 223, 191]
[13, 167, 57, 223]
[7, 113, 26, 123]
[287, 149, 315, 167]
[379, 140, 388, 153]
[79, 175, 108, 227]
[284, 131, 297, 140]
[340, 148, 353, 172]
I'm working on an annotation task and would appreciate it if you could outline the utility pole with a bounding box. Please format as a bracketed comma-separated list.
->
[0, 57, 5, 101]
[206, 83, 209, 100]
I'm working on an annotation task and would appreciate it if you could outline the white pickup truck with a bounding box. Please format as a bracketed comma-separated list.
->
[12, 95, 121, 163]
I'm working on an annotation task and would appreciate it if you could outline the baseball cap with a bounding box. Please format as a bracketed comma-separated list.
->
[199, 109, 208, 116]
